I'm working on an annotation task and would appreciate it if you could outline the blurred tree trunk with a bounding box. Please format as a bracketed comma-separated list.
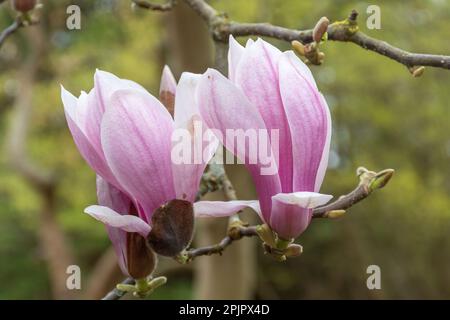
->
[163, 2, 256, 299]
[84, 247, 123, 299]
[6, 26, 76, 299]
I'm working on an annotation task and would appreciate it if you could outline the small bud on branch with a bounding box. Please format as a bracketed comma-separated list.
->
[313, 17, 329, 43]
[11, 0, 36, 13]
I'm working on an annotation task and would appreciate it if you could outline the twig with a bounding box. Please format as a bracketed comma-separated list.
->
[186, 226, 258, 260]
[313, 167, 394, 218]
[132, 0, 176, 11]
[102, 278, 135, 300]
[183, 0, 450, 71]
[102, 165, 393, 299]
[196, 163, 227, 200]
[0, 18, 23, 50]
[0, 14, 39, 50]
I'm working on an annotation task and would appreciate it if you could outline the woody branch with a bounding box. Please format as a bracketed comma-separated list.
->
[135, 0, 450, 71]
[102, 165, 393, 300]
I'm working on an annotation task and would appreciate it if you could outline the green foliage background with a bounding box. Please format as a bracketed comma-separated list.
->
[0, 0, 449, 299]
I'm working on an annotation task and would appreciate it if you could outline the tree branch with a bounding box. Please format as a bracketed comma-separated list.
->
[186, 226, 257, 260]
[0, 18, 23, 49]
[101, 165, 393, 300]
[0, 14, 39, 50]
[313, 167, 394, 218]
[132, 0, 177, 11]
[102, 278, 135, 300]
[183, 0, 450, 71]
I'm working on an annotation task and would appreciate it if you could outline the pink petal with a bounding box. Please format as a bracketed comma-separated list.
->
[106, 227, 129, 277]
[270, 192, 332, 239]
[228, 35, 245, 83]
[233, 38, 294, 192]
[194, 200, 261, 219]
[101, 89, 175, 221]
[84, 205, 151, 237]
[96, 175, 131, 214]
[196, 68, 281, 221]
[96, 176, 133, 276]
[283, 50, 318, 90]
[94, 69, 146, 113]
[278, 51, 331, 192]
[172, 73, 219, 202]
[314, 93, 332, 192]
[61, 86, 117, 185]
[82, 88, 104, 154]
[159, 65, 177, 96]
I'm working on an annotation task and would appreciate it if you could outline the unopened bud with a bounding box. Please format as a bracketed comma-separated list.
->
[313, 17, 330, 43]
[11, 0, 37, 13]
[369, 169, 394, 191]
[291, 40, 306, 56]
[256, 224, 277, 247]
[148, 276, 167, 289]
[325, 209, 346, 219]
[285, 244, 303, 257]
[410, 66, 425, 77]
[318, 51, 325, 63]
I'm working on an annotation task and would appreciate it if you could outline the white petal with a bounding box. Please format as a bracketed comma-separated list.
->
[84, 205, 151, 237]
[194, 200, 262, 219]
[272, 192, 332, 209]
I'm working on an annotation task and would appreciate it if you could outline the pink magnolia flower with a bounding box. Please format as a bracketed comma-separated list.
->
[193, 36, 333, 240]
[61, 67, 213, 277]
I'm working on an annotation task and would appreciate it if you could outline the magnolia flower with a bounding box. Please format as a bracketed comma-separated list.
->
[61, 67, 214, 278]
[192, 36, 333, 240]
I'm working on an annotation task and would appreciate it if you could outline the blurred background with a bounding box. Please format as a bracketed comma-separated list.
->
[0, 0, 449, 299]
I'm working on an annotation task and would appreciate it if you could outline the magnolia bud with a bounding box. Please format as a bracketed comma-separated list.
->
[256, 224, 276, 247]
[411, 66, 425, 78]
[369, 169, 395, 191]
[313, 17, 330, 43]
[11, 0, 37, 13]
[285, 244, 303, 257]
[126, 232, 157, 279]
[326, 209, 346, 219]
[291, 40, 306, 56]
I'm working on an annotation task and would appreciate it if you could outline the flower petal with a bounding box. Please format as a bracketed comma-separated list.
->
[61, 86, 116, 185]
[101, 89, 175, 221]
[94, 69, 146, 113]
[228, 35, 245, 82]
[196, 68, 281, 221]
[96, 175, 131, 213]
[283, 50, 318, 90]
[159, 65, 177, 116]
[160, 65, 177, 96]
[278, 51, 331, 192]
[77, 88, 105, 157]
[233, 38, 293, 192]
[84, 205, 151, 237]
[314, 93, 332, 192]
[96, 177, 134, 277]
[272, 192, 332, 208]
[194, 200, 262, 219]
[172, 72, 218, 202]
[270, 192, 332, 239]
[106, 227, 129, 277]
